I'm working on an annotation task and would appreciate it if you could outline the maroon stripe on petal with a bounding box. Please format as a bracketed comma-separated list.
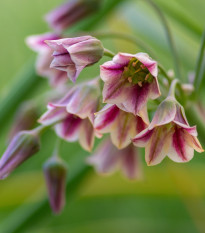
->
[62, 115, 82, 137]
[95, 105, 120, 131]
[172, 127, 187, 161]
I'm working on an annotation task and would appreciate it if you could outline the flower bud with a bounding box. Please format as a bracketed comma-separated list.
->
[0, 131, 40, 179]
[43, 157, 67, 214]
[8, 101, 39, 142]
[45, 0, 102, 33]
[46, 36, 104, 82]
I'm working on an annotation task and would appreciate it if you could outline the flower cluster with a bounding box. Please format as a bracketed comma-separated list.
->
[0, 0, 204, 215]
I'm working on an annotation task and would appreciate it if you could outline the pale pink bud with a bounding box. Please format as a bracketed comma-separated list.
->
[45, 0, 101, 33]
[0, 131, 40, 179]
[43, 156, 67, 214]
[46, 36, 104, 82]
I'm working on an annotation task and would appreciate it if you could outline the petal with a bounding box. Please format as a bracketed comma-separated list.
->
[111, 111, 138, 149]
[120, 144, 142, 180]
[38, 105, 67, 126]
[174, 103, 189, 125]
[55, 114, 82, 141]
[52, 80, 99, 118]
[94, 104, 120, 133]
[168, 126, 194, 163]
[149, 97, 176, 129]
[113, 53, 133, 66]
[86, 139, 119, 174]
[132, 128, 153, 147]
[149, 77, 161, 100]
[138, 104, 150, 125]
[102, 78, 129, 104]
[145, 126, 172, 166]
[121, 83, 151, 116]
[67, 38, 104, 66]
[100, 60, 124, 83]
[79, 118, 95, 152]
[26, 33, 59, 52]
[46, 36, 91, 52]
[134, 52, 158, 78]
[182, 128, 204, 153]
[174, 123, 198, 136]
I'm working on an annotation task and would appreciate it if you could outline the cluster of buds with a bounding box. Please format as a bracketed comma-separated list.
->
[1, 0, 204, 215]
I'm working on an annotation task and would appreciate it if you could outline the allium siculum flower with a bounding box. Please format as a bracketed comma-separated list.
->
[94, 104, 148, 149]
[100, 53, 161, 117]
[39, 79, 101, 151]
[26, 33, 68, 87]
[46, 36, 104, 82]
[45, 0, 101, 33]
[132, 96, 204, 166]
[0, 130, 40, 179]
[87, 139, 142, 180]
[43, 156, 67, 214]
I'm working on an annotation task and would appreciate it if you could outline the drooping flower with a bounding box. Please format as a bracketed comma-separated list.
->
[94, 104, 148, 149]
[45, 0, 101, 33]
[46, 36, 104, 82]
[132, 96, 204, 165]
[0, 130, 40, 179]
[26, 33, 68, 86]
[87, 138, 142, 180]
[100, 52, 161, 117]
[39, 79, 100, 151]
[43, 156, 67, 214]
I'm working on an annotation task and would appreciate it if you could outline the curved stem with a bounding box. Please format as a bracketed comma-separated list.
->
[103, 48, 115, 58]
[144, 0, 181, 80]
[158, 64, 173, 82]
[168, 79, 179, 97]
[93, 31, 156, 58]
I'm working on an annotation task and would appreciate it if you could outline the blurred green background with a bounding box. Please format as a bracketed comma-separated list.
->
[0, 0, 205, 233]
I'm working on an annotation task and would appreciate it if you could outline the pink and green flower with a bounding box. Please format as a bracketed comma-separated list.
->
[100, 52, 161, 117]
[133, 96, 204, 165]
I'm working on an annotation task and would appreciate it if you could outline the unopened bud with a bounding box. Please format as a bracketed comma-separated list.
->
[8, 101, 39, 142]
[45, 0, 102, 33]
[43, 156, 67, 214]
[0, 131, 40, 179]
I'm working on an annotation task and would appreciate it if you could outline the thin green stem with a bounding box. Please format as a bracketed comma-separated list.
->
[194, 29, 205, 91]
[158, 64, 173, 83]
[93, 31, 156, 58]
[168, 79, 179, 97]
[103, 48, 115, 58]
[144, 0, 181, 80]
[52, 138, 62, 158]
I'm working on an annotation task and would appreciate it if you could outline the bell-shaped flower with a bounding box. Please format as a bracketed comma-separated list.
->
[45, 0, 101, 33]
[87, 138, 142, 180]
[46, 36, 104, 82]
[133, 96, 204, 166]
[26, 33, 68, 87]
[43, 156, 67, 214]
[0, 130, 40, 179]
[39, 80, 100, 151]
[94, 104, 148, 149]
[100, 52, 161, 116]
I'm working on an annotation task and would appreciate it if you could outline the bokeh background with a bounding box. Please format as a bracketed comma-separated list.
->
[0, 0, 205, 232]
